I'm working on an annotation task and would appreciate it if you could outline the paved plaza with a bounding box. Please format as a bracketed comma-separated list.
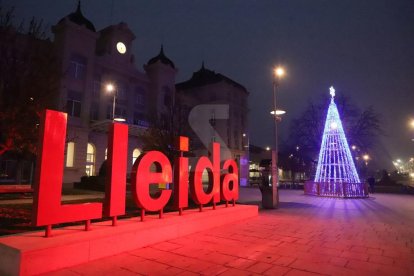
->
[45, 188, 414, 275]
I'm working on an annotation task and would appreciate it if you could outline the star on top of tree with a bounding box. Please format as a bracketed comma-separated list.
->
[329, 86, 335, 98]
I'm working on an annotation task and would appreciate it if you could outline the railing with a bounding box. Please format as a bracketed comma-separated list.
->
[304, 181, 368, 198]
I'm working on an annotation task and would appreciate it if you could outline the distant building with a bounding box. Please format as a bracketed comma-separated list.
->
[176, 63, 249, 185]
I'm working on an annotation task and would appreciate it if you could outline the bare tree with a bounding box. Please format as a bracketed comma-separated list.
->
[0, 6, 59, 183]
[288, 94, 383, 161]
[0, 6, 59, 157]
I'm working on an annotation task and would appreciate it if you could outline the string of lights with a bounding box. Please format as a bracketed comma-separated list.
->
[314, 87, 360, 185]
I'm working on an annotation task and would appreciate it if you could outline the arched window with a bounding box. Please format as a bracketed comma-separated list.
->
[132, 148, 141, 166]
[66, 142, 75, 167]
[85, 143, 96, 176]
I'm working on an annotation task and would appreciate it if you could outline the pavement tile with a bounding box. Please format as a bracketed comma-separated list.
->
[67, 253, 144, 275]
[263, 264, 291, 276]
[346, 259, 395, 275]
[45, 269, 82, 276]
[150, 241, 183, 252]
[284, 269, 321, 276]
[340, 251, 369, 261]
[308, 246, 342, 257]
[272, 256, 296, 266]
[329, 256, 349, 267]
[226, 258, 257, 270]
[350, 245, 368, 253]
[121, 259, 171, 275]
[177, 270, 201, 276]
[129, 246, 166, 260]
[368, 255, 394, 266]
[246, 261, 273, 274]
[322, 241, 352, 251]
[366, 248, 383, 256]
[218, 267, 260, 276]
[247, 250, 282, 263]
[198, 264, 228, 275]
[291, 259, 354, 276]
[203, 252, 239, 265]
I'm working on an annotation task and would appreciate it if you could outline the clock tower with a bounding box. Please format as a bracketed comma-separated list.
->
[96, 22, 136, 65]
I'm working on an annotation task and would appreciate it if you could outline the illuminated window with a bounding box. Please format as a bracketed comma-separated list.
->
[66, 142, 75, 167]
[105, 148, 107, 160]
[132, 148, 141, 166]
[85, 143, 96, 176]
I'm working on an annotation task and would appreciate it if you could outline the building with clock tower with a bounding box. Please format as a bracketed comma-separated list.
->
[51, 2, 176, 183]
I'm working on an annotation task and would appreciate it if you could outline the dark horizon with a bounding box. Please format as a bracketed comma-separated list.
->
[4, 0, 414, 170]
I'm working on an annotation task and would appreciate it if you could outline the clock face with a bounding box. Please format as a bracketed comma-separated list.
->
[116, 42, 126, 54]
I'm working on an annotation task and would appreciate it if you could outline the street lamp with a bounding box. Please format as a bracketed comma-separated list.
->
[362, 154, 370, 165]
[270, 66, 285, 208]
[106, 83, 125, 122]
[270, 110, 286, 115]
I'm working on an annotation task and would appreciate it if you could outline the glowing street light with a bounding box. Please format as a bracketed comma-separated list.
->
[270, 110, 286, 115]
[410, 119, 414, 128]
[274, 67, 285, 78]
[266, 146, 271, 151]
[106, 83, 125, 122]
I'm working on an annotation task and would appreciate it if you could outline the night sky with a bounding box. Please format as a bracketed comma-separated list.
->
[4, 0, 414, 169]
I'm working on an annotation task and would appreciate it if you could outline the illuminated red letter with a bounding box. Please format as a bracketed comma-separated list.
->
[32, 110, 102, 227]
[190, 143, 220, 206]
[131, 151, 172, 212]
[173, 136, 189, 213]
[221, 159, 239, 203]
[103, 123, 128, 221]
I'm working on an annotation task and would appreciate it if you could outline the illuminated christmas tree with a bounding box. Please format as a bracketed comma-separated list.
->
[312, 87, 367, 197]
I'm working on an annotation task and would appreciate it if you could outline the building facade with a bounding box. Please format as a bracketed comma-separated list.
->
[176, 64, 249, 186]
[0, 3, 249, 186]
[50, 3, 178, 183]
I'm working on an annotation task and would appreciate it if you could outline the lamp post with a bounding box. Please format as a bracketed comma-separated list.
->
[269, 66, 285, 208]
[106, 83, 116, 121]
[106, 83, 125, 122]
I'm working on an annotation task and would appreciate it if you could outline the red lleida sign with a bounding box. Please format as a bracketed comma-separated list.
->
[32, 110, 239, 237]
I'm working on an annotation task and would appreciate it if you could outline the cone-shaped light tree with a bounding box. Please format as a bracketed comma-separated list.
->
[311, 87, 367, 197]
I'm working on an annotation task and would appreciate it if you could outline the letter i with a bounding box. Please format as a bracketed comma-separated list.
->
[173, 136, 189, 215]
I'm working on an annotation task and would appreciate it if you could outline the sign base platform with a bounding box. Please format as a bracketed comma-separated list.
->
[0, 204, 258, 276]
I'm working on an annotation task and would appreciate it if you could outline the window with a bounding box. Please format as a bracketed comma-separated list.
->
[92, 80, 101, 99]
[66, 142, 75, 167]
[68, 54, 87, 79]
[135, 87, 146, 106]
[234, 130, 239, 149]
[162, 86, 172, 107]
[132, 148, 141, 166]
[133, 112, 147, 126]
[117, 84, 127, 101]
[85, 143, 96, 176]
[66, 90, 82, 117]
[164, 94, 171, 107]
[105, 148, 107, 160]
[209, 91, 217, 102]
[90, 102, 99, 121]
